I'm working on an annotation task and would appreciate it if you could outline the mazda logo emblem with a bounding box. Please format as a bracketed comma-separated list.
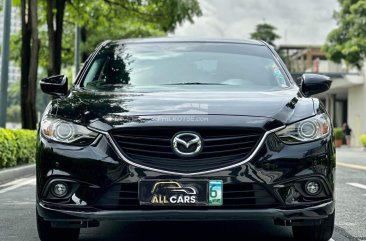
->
[172, 132, 203, 157]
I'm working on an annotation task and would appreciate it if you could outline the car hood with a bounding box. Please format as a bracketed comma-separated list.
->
[47, 87, 315, 131]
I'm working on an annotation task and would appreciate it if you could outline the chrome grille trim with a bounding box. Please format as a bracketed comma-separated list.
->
[89, 126, 285, 176]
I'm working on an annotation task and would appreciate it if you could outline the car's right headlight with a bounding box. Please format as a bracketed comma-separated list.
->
[41, 116, 98, 145]
[275, 113, 331, 144]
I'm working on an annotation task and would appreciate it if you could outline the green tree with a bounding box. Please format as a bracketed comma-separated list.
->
[323, 0, 366, 69]
[7, 81, 21, 123]
[7, 79, 49, 123]
[45, 0, 202, 76]
[250, 23, 280, 47]
[10, 0, 202, 129]
[20, 0, 40, 129]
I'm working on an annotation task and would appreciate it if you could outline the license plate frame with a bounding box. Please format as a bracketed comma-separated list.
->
[138, 180, 223, 206]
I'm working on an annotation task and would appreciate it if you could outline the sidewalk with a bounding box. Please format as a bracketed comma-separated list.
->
[337, 146, 366, 154]
[0, 164, 35, 184]
[336, 146, 366, 169]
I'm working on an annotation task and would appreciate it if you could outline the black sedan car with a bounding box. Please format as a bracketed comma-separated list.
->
[36, 38, 335, 241]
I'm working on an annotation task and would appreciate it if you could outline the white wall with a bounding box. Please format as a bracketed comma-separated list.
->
[318, 60, 345, 73]
[347, 67, 366, 147]
[334, 101, 344, 127]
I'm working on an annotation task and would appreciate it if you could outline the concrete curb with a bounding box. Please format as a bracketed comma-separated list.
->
[0, 164, 36, 184]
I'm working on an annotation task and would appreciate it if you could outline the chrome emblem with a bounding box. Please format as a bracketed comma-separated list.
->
[172, 132, 203, 157]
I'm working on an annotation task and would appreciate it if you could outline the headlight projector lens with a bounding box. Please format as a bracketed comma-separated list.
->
[41, 117, 98, 144]
[55, 122, 74, 140]
[275, 113, 331, 144]
[299, 121, 317, 139]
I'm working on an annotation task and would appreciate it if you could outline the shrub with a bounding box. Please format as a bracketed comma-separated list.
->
[360, 134, 366, 148]
[0, 129, 17, 167]
[0, 128, 37, 168]
[333, 128, 344, 140]
[12, 129, 37, 165]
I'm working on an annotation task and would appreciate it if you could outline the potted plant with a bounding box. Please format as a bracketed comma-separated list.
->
[360, 134, 366, 150]
[333, 128, 343, 148]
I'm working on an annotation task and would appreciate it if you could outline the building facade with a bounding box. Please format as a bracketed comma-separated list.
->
[279, 45, 365, 147]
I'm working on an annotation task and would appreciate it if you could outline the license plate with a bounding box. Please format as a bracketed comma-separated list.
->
[139, 180, 223, 206]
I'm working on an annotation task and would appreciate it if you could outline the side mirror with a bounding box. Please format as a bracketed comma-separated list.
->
[300, 74, 332, 97]
[40, 75, 68, 97]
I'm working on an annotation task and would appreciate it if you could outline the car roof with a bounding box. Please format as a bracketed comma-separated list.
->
[108, 37, 264, 46]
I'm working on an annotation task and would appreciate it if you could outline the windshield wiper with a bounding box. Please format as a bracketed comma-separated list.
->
[162, 82, 227, 85]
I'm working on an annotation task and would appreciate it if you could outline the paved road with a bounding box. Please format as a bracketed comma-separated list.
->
[0, 148, 365, 241]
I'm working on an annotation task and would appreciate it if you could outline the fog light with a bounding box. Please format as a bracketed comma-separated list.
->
[52, 182, 68, 197]
[305, 181, 320, 195]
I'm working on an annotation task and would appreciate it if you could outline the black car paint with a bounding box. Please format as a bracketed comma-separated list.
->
[48, 88, 314, 126]
[36, 38, 335, 226]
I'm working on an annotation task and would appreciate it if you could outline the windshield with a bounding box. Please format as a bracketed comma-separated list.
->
[81, 42, 290, 91]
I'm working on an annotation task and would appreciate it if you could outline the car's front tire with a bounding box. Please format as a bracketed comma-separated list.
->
[292, 212, 335, 241]
[37, 210, 80, 241]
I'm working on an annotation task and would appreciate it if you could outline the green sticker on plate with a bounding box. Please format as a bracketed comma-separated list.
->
[209, 180, 223, 206]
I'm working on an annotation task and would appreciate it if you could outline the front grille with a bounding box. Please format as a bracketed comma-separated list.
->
[94, 183, 279, 210]
[110, 127, 263, 173]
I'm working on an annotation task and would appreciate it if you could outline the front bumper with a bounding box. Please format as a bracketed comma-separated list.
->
[37, 200, 334, 224]
[36, 120, 336, 227]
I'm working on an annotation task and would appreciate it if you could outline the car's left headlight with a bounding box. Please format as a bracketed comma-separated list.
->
[275, 113, 331, 144]
[41, 116, 98, 145]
